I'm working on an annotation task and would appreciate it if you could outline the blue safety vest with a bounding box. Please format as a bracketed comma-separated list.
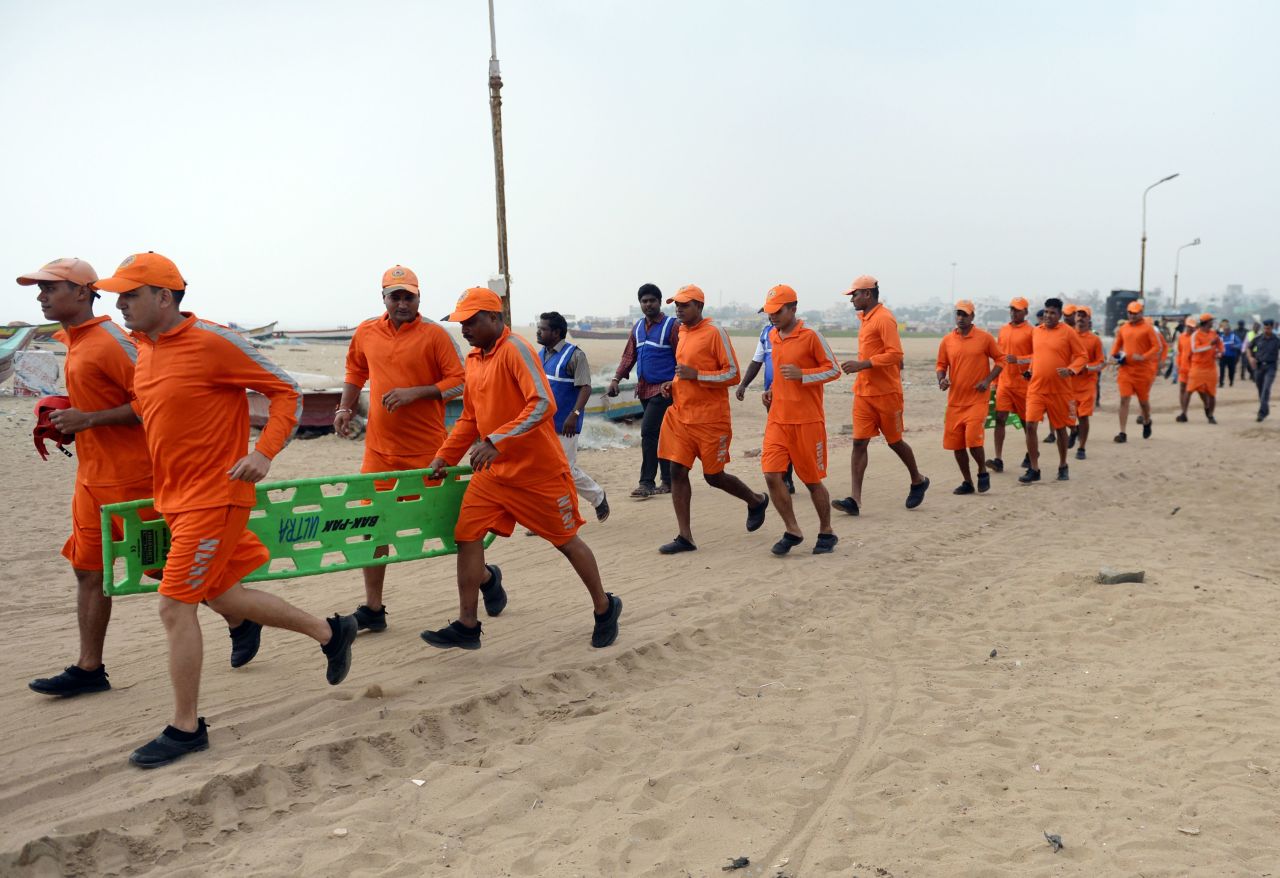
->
[759, 323, 775, 390]
[633, 316, 677, 384]
[542, 343, 585, 432]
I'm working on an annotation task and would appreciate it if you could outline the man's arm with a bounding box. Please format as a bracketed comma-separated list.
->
[433, 375, 480, 468]
[209, 329, 300, 482]
[736, 360, 764, 400]
[977, 336, 1005, 389]
[694, 325, 740, 384]
[799, 331, 842, 384]
[49, 402, 140, 434]
[337, 330, 369, 435]
[934, 338, 950, 389]
[611, 330, 638, 383]
[486, 341, 556, 452]
[562, 347, 593, 436]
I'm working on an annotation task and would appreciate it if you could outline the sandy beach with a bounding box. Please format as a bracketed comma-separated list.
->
[2, 328, 1278, 877]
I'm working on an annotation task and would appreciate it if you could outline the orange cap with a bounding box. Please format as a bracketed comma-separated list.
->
[843, 274, 878, 295]
[1076, 305, 1092, 318]
[1185, 316, 1197, 327]
[93, 252, 185, 293]
[1009, 296, 1029, 310]
[381, 265, 419, 295]
[1126, 300, 1144, 314]
[444, 287, 503, 322]
[1063, 303, 1077, 316]
[1199, 312, 1213, 323]
[759, 284, 798, 314]
[16, 257, 98, 287]
[954, 299, 975, 315]
[666, 284, 705, 305]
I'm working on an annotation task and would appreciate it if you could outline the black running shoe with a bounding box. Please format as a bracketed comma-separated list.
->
[746, 494, 769, 532]
[977, 472, 990, 493]
[1207, 415, 1217, 424]
[1018, 468, 1041, 484]
[1021, 454, 1031, 469]
[1067, 429, 1078, 449]
[421, 620, 482, 650]
[29, 664, 110, 698]
[229, 619, 262, 667]
[953, 481, 975, 495]
[353, 604, 387, 633]
[129, 718, 209, 769]
[832, 496, 860, 516]
[480, 565, 507, 617]
[770, 532, 804, 555]
[322, 614, 357, 684]
[906, 477, 930, 509]
[1114, 432, 1127, 443]
[1057, 465, 1069, 481]
[1075, 448, 1086, 460]
[1176, 413, 1188, 423]
[659, 535, 697, 554]
[591, 593, 622, 648]
[1142, 418, 1152, 439]
[813, 533, 839, 555]
[988, 458, 1004, 473]
[595, 493, 610, 522]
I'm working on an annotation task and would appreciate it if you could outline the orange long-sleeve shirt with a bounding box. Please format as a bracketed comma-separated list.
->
[767, 320, 841, 424]
[344, 314, 466, 455]
[54, 315, 152, 487]
[1110, 320, 1163, 377]
[131, 314, 300, 513]
[1073, 330, 1105, 397]
[435, 327, 568, 486]
[1177, 332, 1193, 374]
[996, 321, 1034, 389]
[854, 303, 903, 396]
[935, 327, 1003, 408]
[1189, 329, 1223, 370]
[668, 318, 739, 425]
[1028, 323, 1088, 396]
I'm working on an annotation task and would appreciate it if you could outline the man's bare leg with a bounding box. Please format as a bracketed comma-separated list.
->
[1077, 416, 1090, 450]
[765, 471, 801, 537]
[993, 412, 1008, 460]
[953, 449, 972, 484]
[74, 568, 111, 671]
[704, 469, 764, 505]
[452, 540, 488, 626]
[1117, 395, 1131, 434]
[207, 584, 332, 643]
[1026, 421, 1040, 471]
[362, 546, 390, 611]
[969, 445, 988, 475]
[670, 462, 694, 542]
[159, 597, 203, 732]
[850, 439, 870, 504]
[807, 481, 833, 533]
[887, 439, 925, 484]
[1055, 427, 1070, 468]
[556, 536, 610, 614]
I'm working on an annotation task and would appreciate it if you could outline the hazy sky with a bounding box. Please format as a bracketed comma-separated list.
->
[3, 1, 1276, 327]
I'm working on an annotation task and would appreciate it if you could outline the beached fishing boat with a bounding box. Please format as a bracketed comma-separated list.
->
[1, 321, 59, 340]
[233, 320, 277, 339]
[569, 326, 629, 340]
[0, 326, 37, 385]
[274, 327, 355, 343]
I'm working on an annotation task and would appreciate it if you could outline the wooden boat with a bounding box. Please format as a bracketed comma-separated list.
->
[1, 321, 59, 340]
[274, 327, 355, 343]
[0, 326, 37, 385]
[569, 327, 629, 340]
[234, 320, 277, 340]
[585, 381, 642, 421]
[247, 388, 345, 430]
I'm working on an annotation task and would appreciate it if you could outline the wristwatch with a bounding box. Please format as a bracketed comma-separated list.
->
[572, 409, 582, 417]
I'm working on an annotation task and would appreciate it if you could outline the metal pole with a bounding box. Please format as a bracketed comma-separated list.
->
[1139, 173, 1179, 301]
[488, 0, 512, 325]
[1172, 237, 1201, 310]
[950, 262, 957, 298]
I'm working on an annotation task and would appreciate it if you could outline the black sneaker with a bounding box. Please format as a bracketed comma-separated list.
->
[29, 664, 110, 698]
[1114, 432, 1127, 443]
[421, 620, 482, 650]
[480, 565, 507, 616]
[977, 472, 990, 493]
[1075, 448, 1087, 460]
[906, 477, 930, 509]
[745, 494, 769, 532]
[229, 619, 262, 667]
[784, 476, 796, 494]
[595, 493, 610, 522]
[988, 458, 1004, 473]
[1057, 465, 1069, 481]
[1067, 429, 1078, 449]
[832, 496, 860, 516]
[353, 604, 387, 632]
[1142, 418, 1152, 439]
[1207, 415, 1217, 424]
[322, 614, 357, 684]
[953, 481, 975, 495]
[129, 718, 209, 769]
[1018, 468, 1041, 484]
[1176, 413, 1188, 423]
[1021, 454, 1031, 469]
[591, 593, 622, 648]
[770, 532, 804, 556]
[813, 533, 839, 555]
[659, 535, 697, 554]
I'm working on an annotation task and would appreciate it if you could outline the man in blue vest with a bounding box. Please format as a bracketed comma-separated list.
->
[735, 320, 795, 493]
[608, 283, 680, 498]
[538, 312, 610, 521]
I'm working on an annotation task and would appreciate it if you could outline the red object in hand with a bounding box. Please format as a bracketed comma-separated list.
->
[33, 395, 75, 460]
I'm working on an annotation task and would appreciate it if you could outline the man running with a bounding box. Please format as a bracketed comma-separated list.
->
[756, 284, 840, 555]
[1176, 316, 1196, 421]
[335, 265, 466, 633]
[1019, 298, 1087, 484]
[20, 258, 259, 697]
[1110, 300, 1163, 442]
[735, 318, 795, 493]
[991, 297, 1033, 473]
[935, 300, 1003, 495]
[656, 284, 768, 553]
[607, 283, 678, 498]
[1246, 319, 1277, 422]
[537, 310, 609, 522]
[833, 275, 929, 514]
[1071, 306, 1105, 459]
[422, 288, 621, 649]
[100, 252, 356, 768]
[1184, 313, 1224, 423]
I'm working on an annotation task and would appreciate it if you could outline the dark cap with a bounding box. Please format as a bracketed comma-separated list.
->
[1265, 319, 1276, 327]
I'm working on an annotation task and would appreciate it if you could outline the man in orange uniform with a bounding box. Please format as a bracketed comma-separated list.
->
[1018, 298, 1087, 484]
[20, 258, 258, 697]
[422, 288, 622, 649]
[100, 252, 357, 768]
[1070, 306, 1105, 459]
[833, 275, 928, 515]
[1175, 316, 1196, 421]
[1109, 300, 1163, 443]
[1184, 313, 1224, 423]
[935, 300, 1003, 495]
[757, 284, 841, 555]
[656, 285, 769, 554]
[991, 296, 1034, 473]
[334, 265, 465, 632]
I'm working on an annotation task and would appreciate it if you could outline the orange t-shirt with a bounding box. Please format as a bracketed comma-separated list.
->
[344, 314, 466, 455]
[1028, 323, 1088, 396]
[854, 303, 903, 397]
[1177, 332, 1193, 374]
[131, 314, 300, 513]
[668, 318, 740, 426]
[435, 326, 568, 486]
[1073, 330, 1105, 397]
[767, 320, 840, 424]
[996, 321, 1034, 389]
[1189, 329, 1223, 370]
[935, 327, 1003, 408]
[1110, 320, 1163, 376]
[54, 315, 152, 487]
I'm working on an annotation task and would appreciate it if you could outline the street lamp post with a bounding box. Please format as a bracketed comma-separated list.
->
[1139, 172, 1179, 301]
[950, 262, 957, 298]
[487, 0, 512, 325]
[1172, 237, 1201, 310]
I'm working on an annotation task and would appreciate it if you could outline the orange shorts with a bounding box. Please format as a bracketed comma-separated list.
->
[658, 415, 732, 475]
[852, 393, 904, 443]
[1024, 392, 1077, 431]
[159, 506, 269, 604]
[1115, 366, 1155, 401]
[362, 446, 438, 492]
[62, 477, 155, 571]
[761, 420, 828, 484]
[455, 470, 584, 547]
[942, 401, 987, 451]
[1185, 368, 1216, 396]
[995, 381, 1027, 417]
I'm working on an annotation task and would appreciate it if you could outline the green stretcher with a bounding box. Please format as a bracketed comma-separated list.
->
[101, 466, 492, 597]
[984, 387, 1023, 430]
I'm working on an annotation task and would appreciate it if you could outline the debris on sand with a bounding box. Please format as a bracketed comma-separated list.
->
[1097, 567, 1145, 584]
[1043, 831, 1064, 852]
[722, 856, 750, 871]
